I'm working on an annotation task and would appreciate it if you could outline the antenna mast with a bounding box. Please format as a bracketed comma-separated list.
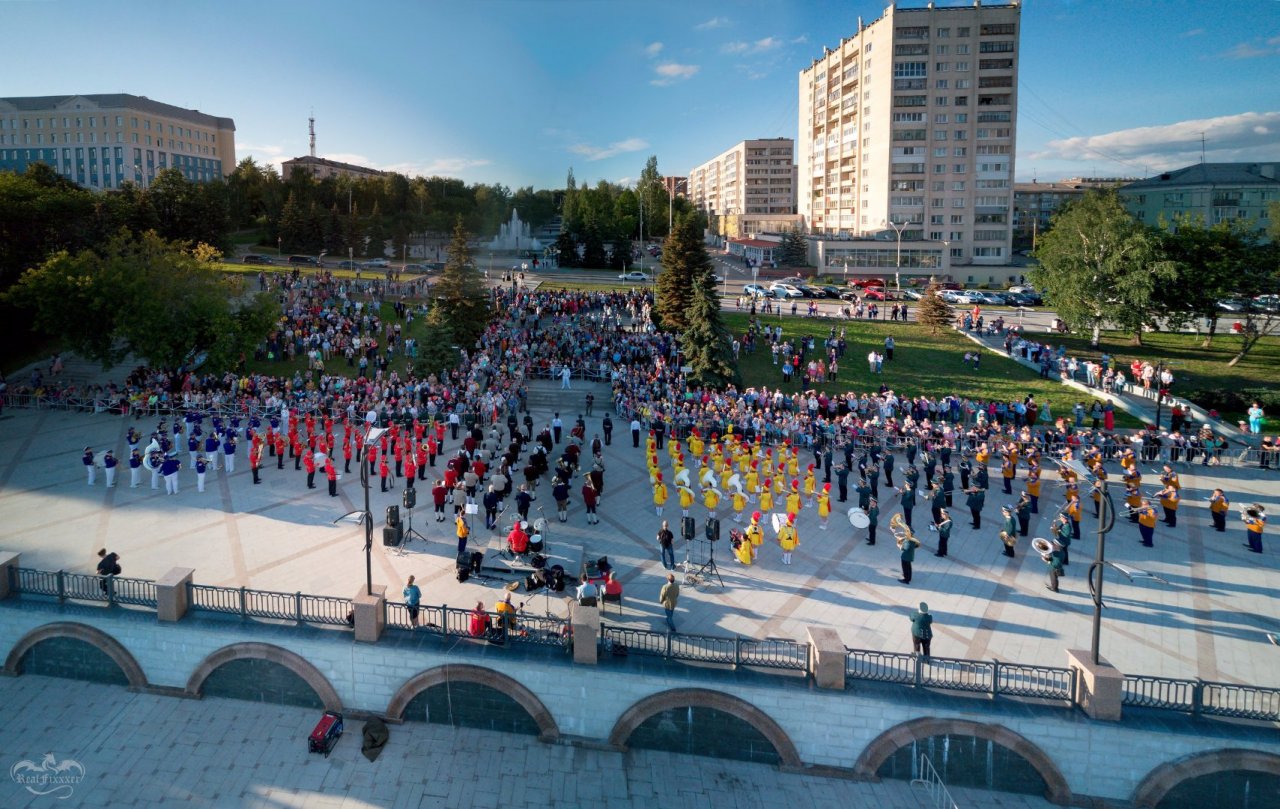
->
[309, 114, 316, 158]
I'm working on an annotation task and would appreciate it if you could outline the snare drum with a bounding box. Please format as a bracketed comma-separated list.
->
[529, 534, 544, 554]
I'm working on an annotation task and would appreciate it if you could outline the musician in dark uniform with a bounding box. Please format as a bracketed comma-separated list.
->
[866, 498, 879, 546]
[835, 463, 850, 502]
[934, 509, 952, 558]
[974, 465, 989, 491]
[1015, 492, 1032, 537]
[1045, 540, 1065, 592]
[966, 486, 986, 529]
[958, 455, 972, 492]
[942, 466, 955, 508]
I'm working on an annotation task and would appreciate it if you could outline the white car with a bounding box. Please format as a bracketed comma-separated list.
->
[1008, 285, 1036, 295]
[769, 283, 804, 299]
[743, 284, 769, 297]
[618, 271, 649, 282]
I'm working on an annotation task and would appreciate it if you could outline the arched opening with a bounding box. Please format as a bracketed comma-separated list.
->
[607, 689, 801, 768]
[185, 643, 341, 711]
[1134, 749, 1280, 809]
[4, 622, 147, 689]
[386, 665, 558, 742]
[855, 718, 1071, 805]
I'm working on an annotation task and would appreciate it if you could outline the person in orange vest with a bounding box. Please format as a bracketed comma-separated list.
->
[325, 456, 338, 497]
[393, 436, 405, 479]
[1064, 493, 1081, 539]
[250, 439, 263, 485]
[274, 431, 286, 469]
[404, 446, 417, 489]
[291, 432, 304, 471]
[1208, 488, 1230, 533]
[379, 453, 392, 492]
[1243, 505, 1266, 553]
[1001, 456, 1016, 494]
[1136, 499, 1158, 547]
[1025, 464, 1041, 513]
[1157, 485, 1179, 528]
[415, 441, 428, 481]
[303, 450, 317, 489]
[426, 434, 438, 467]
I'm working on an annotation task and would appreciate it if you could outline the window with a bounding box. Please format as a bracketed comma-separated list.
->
[932, 181, 945, 192]
[956, 44, 970, 54]
[937, 27, 950, 38]
[977, 111, 1011, 122]
[931, 214, 944, 224]
[893, 112, 925, 122]
[951, 215, 965, 224]
[934, 130, 948, 141]
[957, 27, 970, 37]
[934, 147, 947, 157]
[980, 58, 1014, 70]
[935, 61, 950, 72]
[981, 23, 1017, 35]
[952, 181, 965, 191]
[934, 96, 949, 106]
[956, 79, 971, 89]
[935, 45, 949, 55]
[932, 198, 944, 208]
[930, 231, 943, 240]
[979, 41, 1014, 53]
[951, 198, 966, 208]
[934, 114, 948, 124]
[895, 44, 929, 56]
[955, 61, 969, 72]
[956, 113, 968, 123]
[955, 95, 969, 106]
[954, 130, 968, 141]
[953, 147, 968, 156]
[973, 247, 1004, 257]
[950, 231, 964, 240]
[115, 116, 122, 126]
[895, 95, 927, 106]
[977, 179, 1010, 189]
[935, 79, 949, 89]
[934, 164, 946, 174]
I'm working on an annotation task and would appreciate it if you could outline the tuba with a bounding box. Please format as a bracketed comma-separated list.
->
[1031, 537, 1054, 561]
[890, 513, 915, 549]
[1243, 503, 1266, 520]
[1000, 530, 1016, 549]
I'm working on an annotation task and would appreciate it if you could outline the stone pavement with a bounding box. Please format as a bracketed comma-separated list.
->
[0, 675, 1060, 809]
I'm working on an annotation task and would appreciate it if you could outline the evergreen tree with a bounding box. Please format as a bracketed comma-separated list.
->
[277, 192, 304, 252]
[324, 204, 345, 253]
[412, 321, 460, 379]
[581, 221, 609, 268]
[428, 217, 491, 346]
[680, 271, 739, 389]
[365, 202, 386, 258]
[917, 281, 955, 336]
[655, 218, 713, 332]
[344, 202, 364, 256]
[554, 230, 578, 268]
[303, 202, 325, 253]
[609, 235, 633, 270]
[780, 228, 808, 267]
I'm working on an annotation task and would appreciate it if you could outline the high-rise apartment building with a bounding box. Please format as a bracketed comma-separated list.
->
[688, 138, 800, 238]
[0, 94, 235, 190]
[797, 1, 1020, 266]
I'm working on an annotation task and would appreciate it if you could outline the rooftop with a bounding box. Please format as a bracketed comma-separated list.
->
[282, 154, 385, 175]
[0, 93, 234, 130]
[1121, 162, 1280, 190]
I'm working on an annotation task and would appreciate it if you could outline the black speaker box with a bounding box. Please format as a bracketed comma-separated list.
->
[705, 517, 721, 542]
[386, 505, 400, 527]
[681, 516, 696, 540]
[382, 526, 402, 547]
[402, 487, 417, 510]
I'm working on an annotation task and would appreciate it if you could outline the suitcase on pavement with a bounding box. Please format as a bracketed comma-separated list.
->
[308, 711, 344, 757]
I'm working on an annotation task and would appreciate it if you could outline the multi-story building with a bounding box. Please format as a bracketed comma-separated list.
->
[1013, 177, 1133, 248]
[281, 155, 385, 181]
[797, 1, 1021, 268]
[0, 94, 235, 190]
[688, 138, 800, 238]
[662, 176, 688, 198]
[1118, 163, 1279, 241]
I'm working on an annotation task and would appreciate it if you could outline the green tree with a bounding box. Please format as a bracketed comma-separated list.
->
[427, 217, 491, 346]
[344, 201, 364, 256]
[5, 230, 275, 370]
[412, 321, 461, 379]
[580, 221, 609, 268]
[323, 204, 345, 253]
[780, 228, 808, 267]
[553, 230, 578, 268]
[1157, 216, 1258, 347]
[638, 155, 668, 240]
[655, 218, 712, 332]
[680, 271, 739, 389]
[1029, 190, 1177, 347]
[365, 202, 386, 258]
[277, 192, 305, 252]
[609, 235, 633, 270]
[916, 281, 955, 336]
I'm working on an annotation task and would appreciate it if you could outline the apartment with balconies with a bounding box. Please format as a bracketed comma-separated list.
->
[797, 1, 1020, 266]
[1118, 163, 1279, 242]
[688, 138, 801, 238]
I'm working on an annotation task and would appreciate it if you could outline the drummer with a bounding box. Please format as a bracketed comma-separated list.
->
[506, 521, 530, 555]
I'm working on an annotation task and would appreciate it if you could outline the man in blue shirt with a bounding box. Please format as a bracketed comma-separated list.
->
[103, 450, 118, 488]
[403, 575, 423, 629]
[161, 453, 181, 495]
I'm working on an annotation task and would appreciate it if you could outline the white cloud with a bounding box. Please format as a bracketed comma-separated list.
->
[1217, 35, 1280, 59]
[694, 16, 729, 31]
[1180, 28, 1204, 38]
[1034, 111, 1280, 171]
[790, 35, 809, 45]
[386, 157, 492, 177]
[721, 37, 781, 55]
[651, 62, 699, 86]
[568, 137, 650, 162]
[644, 41, 663, 58]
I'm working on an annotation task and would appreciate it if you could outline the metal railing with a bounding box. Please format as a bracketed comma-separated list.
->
[911, 753, 960, 809]
[600, 625, 809, 672]
[1122, 674, 1200, 713]
[8, 568, 157, 609]
[1123, 675, 1280, 722]
[846, 648, 1077, 703]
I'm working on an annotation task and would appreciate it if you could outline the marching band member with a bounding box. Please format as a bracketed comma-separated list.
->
[161, 452, 181, 495]
[1157, 485, 1180, 528]
[816, 483, 831, 529]
[129, 449, 142, 488]
[1015, 492, 1032, 537]
[1136, 499, 1158, 547]
[732, 485, 748, 523]
[1025, 464, 1041, 513]
[102, 450, 117, 488]
[149, 449, 164, 490]
[195, 455, 208, 492]
[1209, 488, 1229, 533]
[1244, 506, 1266, 554]
[965, 486, 986, 529]
[1054, 513, 1073, 566]
[802, 464, 817, 504]
[1125, 482, 1142, 522]
[703, 484, 721, 520]
[678, 482, 695, 518]
[934, 508, 952, 558]
[733, 529, 755, 565]
[759, 478, 774, 514]
[1159, 463, 1180, 491]
[785, 479, 802, 517]
[1045, 540, 1065, 593]
[1001, 505, 1018, 558]
[746, 511, 764, 549]
[653, 473, 668, 516]
[82, 447, 96, 486]
[1064, 493, 1082, 539]
[928, 480, 946, 529]
[778, 512, 799, 565]
[898, 525, 919, 584]
[866, 497, 880, 546]
[898, 479, 917, 532]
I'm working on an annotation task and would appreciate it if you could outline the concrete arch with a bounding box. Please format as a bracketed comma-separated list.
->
[385, 664, 559, 742]
[607, 688, 802, 768]
[185, 642, 341, 712]
[853, 717, 1072, 805]
[1132, 748, 1280, 809]
[4, 621, 148, 689]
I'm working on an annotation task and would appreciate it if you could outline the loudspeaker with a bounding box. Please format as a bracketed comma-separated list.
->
[681, 517, 696, 540]
[382, 526, 402, 547]
[386, 505, 400, 527]
[705, 517, 721, 542]
[402, 487, 417, 510]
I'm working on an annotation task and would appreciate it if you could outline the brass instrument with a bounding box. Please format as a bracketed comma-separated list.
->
[1031, 537, 1054, 561]
[1244, 503, 1266, 520]
[890, 513, 916, 549]
[1000, 530, 1016, 549]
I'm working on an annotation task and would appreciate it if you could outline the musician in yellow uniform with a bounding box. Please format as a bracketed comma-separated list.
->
[688, 431, 704, 458]
[746, 511, 764, 549]
[1062, 469, 1080, 502]
[1125, 483, 1142, 523]
[719, 460, 734, 492]
[1243, 506, 1266, 553]
[678, 484, 695, 518]
[731, 486, 747, 523]
[1089, 465, 1109, 518]
[745, 460, 760, 498]
[759, 479, 774, 513]
[1157, 485, 1180, 528]
[803, 464, 817, 503]
[1064, 493, 1082, 539]
[778, 512, 800, 565]
[703, 485, 721, 520]
[1159, 464, 1180, 491]
[1119, 447, 1136, 474]
[817, 483, 831, 530]
[975, 442, 990, 468]
[1026, 464, 1042, 513]
[733, 529, 755, 565]
[787, 449, 800, 478]
[1001, 456, 1016, 494]
[1136, 499, 1158, 547]
[653, 474, 668, 516]
[1208, 488, 1230, 533]
[785, 480, 802, 516]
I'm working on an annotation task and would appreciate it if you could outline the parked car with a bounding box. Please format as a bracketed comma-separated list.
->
[795, 284, 822, 298]
[1008, 285, 1037, 295]
[1254, 294, 1280, 313]
[242, 254, 273, 265]
[743, 283, 769, 297]
[973, 291, 1007, 305]
[362, 258, 390, 269]
[902, 289, 924, 301]
[937, 281, 963, 291]
[839, 290, 861, 302]
[337, 260, 359, 270]
[951, 291, 978, 305]
[819, 285, 843, 299]
[288, 255, 320, 267]
[850, 277, 887, 289]
[769, 283, 804, 299]
[619, 271, 649, 282]
[1004, 292, 1037, 307]
[862, 288, 887, 301]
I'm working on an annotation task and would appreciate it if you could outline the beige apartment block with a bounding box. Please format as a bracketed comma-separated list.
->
[689, 138, 798, 237]
[0, 94, 235, 190]
[798, 1, 1020, 267]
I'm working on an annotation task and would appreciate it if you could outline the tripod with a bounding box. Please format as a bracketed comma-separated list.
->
[682, 537, 724, 588]
[395, 504, 428, 556]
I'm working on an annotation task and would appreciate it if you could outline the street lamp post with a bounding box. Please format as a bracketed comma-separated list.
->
[883, 219, 906, 296]
[277, 237, 282, 257]
[360, 425, 388, 596]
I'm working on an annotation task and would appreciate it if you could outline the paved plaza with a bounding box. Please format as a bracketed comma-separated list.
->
[0, 675, 1060, 809]
[0, 379, 1277, 689]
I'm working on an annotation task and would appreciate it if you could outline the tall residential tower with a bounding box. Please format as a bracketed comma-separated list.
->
[797, 1, 1020, 267]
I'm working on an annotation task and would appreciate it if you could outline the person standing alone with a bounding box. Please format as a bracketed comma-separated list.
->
[910, 602, 933, 657]
[659, 573, 680, 634]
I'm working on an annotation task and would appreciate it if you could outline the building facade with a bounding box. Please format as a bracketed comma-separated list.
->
[281, 155, 385, 181]
[662, 176, 688, 198]
[1117, 162, 1279, 240]
[1012, 178, 1133, 248]
[0, 94, 235, 190]
[797, 1, 1020, 266]
[689, 138, 798, 238]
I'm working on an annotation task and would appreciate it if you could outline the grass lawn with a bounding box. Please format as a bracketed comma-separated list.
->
[1045, 330, 1280, 431]
[722, 312, 1142, 427]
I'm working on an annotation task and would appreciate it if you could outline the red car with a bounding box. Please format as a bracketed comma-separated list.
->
[862, 288, 886, 301]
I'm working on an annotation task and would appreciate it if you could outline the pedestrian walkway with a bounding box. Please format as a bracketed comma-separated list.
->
[0, 675, 1061, 809]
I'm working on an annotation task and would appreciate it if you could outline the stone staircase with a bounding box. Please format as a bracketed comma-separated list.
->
[522, 379, 611, 417]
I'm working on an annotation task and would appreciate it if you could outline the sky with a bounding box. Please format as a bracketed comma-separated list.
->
[4, 0, 1280, 189]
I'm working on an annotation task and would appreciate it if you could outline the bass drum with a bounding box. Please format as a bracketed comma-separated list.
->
[847, 507, 870, 529]
[528, 534, 544, 554]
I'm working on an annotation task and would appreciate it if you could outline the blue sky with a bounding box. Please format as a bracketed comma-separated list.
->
[5, 0, 1280, 188]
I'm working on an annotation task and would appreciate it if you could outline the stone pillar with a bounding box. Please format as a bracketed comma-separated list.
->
[1067, 649, 1123, 721]
[155, 567, 194, 622]
[353, 585, 386, 643]
[807, 627, 846, 690]
[572, 603, 600, 665]
[0, 552, 18, 600]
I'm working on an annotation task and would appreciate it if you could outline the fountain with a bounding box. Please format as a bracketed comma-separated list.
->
[487, 209, 542, 252]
